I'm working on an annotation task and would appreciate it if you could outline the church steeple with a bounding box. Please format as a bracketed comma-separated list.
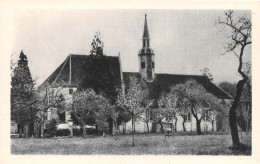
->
[142, 14, 150, 48]
[138, 14, 155, 82]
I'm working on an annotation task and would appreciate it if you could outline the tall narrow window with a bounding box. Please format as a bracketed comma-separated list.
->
[149, 110, 153, 121]
[58, 111, 65, 122]
[184, 112, 191, 122]
[203, 111, 210, 122]
[188, 112, 191, 121]
[69, 88, 73, 95]
[147, 55, 152, 79]
[141, 61, 145, 69]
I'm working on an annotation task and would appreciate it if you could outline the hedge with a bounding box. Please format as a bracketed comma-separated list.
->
[56, 129, 71, 137]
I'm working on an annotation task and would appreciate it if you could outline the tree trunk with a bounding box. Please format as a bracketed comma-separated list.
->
[18, 124, 22, 138]
[211, 121, 214, 132]
[159, 122, 164, 133]
[37, 123, 41, 138]
[83, 122, 86, 138]
[146, 122, 149, 133]
[131, 112, 135, 147]
[95, 124, 98, 135]
[196, 120, 202, 135]
[174, 118, 177, 132]
[123, 123, 126, 135]
[190, 106, 201, 135]
[182, 121, 186, 132]
[245, 120, 248, 134]
[158, 119, 164, 133]
[19, 128, 22, 138]
[108, 117, 113, 134]
[229, 79, 247, 148]
[181, 115, 186, 132]
[134, 122, 136, 134]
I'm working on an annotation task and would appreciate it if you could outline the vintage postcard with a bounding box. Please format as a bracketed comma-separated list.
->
[0, 0, 260, 164]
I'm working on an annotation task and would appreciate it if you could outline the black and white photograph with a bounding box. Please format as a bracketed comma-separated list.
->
[1, 1, 259, 161]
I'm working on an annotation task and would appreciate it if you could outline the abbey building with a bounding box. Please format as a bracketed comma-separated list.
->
[39, 15, 232, 135]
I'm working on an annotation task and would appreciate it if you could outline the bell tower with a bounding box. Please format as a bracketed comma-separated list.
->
[138, 14, 155, 82]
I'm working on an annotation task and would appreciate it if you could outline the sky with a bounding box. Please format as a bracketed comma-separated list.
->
[11, 9, 251, 87]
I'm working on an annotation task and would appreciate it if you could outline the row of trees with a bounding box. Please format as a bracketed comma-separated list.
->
[11, 10, 251, 150]
[157, 80, 225, 135]
[10, 49, 227, 147]
[115, 76, 228, 146]
[11, 53, 221, 144]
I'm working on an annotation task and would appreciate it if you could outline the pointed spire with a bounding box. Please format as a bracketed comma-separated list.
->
[142, 14, 150, 48]
[143, 14, 150, 39]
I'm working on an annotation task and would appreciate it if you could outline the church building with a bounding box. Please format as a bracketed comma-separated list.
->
[40, 15, 232, 135]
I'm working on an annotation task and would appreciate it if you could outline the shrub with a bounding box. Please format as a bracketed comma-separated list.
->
[43, 129, 56, 138]
[72, 128, 97, 136]
[56, 129, 71, 137]
[44, 119, 57, 138]
[86, 128, 96, 135]
[73, 128, 83, 136]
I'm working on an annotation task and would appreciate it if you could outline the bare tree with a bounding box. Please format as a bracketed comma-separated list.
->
[153, 107, 167, 133]
[158, 92, 179, 132]
[137, 99, 154, 133]
[216, 10, 251, 148]
[169, 84, 191, 132]
[176, 80, 222, 135]
[116, 76, 148, 146]
[203, 110, 217, 132]
[34, 87, 67, 137]
[11, 82, 68, 138]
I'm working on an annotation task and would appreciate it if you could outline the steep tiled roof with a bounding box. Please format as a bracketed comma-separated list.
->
[40, 55, 232, 100]
[40, 54, 121, 88]
[122, 72, 233, 100]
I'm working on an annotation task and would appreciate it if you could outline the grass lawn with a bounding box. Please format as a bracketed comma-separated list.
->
[11, 132, 251, 155]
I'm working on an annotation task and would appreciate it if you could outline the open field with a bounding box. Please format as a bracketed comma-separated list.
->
[11, 132, 251, 155]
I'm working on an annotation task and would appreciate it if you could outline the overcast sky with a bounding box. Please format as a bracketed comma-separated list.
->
[12, 9, 251, 86]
